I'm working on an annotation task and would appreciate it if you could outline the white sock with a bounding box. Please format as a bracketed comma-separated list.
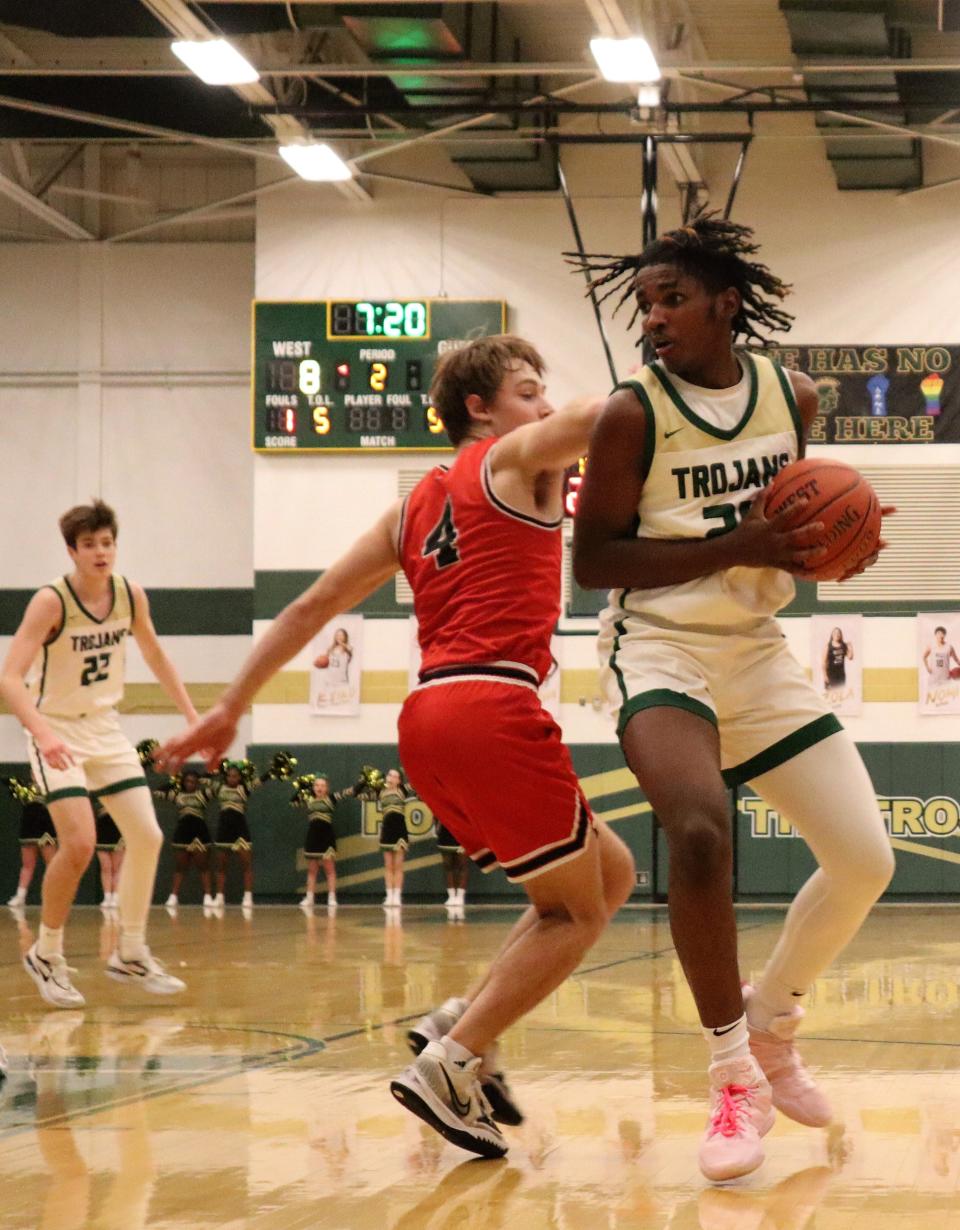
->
[120, 925, 148, 962]
[10, 888, 26, 903]
[37, 924, 64, 959]
[242, 891, 253, 906]
[455, 887, 465, 905]
[327, 892, 337, 904]
[748, 979, 804, 1032]
[441, 1036, 478, 1066]
[702, 1013, 750, 1064]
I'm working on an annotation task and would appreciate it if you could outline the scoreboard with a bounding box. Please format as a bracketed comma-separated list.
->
[252, 298, 506, 452]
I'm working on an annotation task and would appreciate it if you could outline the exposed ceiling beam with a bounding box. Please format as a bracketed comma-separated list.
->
[0, 61, 597, 77]
[0, 168, 93, 239]
[350, 76, 603, 170]
[0, 93, 283, 161]
[107, 174, 297, 243]
[7, 140, 31, 188]
[820, 108, 960, 153]
[583, 0, 634, 39]
[3, 57, 960, 78]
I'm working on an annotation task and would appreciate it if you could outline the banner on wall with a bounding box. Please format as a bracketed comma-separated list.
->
[310, 614, 363, 716]
[917, 614, 960, 714]
[811, 615, 863, 716]
[769, 344, 959, 443]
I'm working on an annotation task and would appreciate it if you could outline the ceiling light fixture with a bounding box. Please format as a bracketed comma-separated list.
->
[278, 142, 354, 182]
[590, 36, 660, 84]
[171, 38, 260, 86]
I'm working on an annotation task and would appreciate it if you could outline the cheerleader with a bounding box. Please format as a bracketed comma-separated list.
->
[292, 774, 353, 911]
[93, 797, 124, 910]
[211, 761, 260, 909]
[5, 778, 56, 909]
[154, 769, 213, 908]
[436, 820, 468, 909]
[378, 768, 412, 908]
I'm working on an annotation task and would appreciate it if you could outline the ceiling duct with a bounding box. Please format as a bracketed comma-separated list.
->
[337, 2, 558, 191]
[780, 0, 922, 190]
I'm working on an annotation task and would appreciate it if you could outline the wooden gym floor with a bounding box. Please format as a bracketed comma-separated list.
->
[1, 902, 959, 1229]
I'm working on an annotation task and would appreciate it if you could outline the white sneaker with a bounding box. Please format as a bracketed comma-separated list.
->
[445, 889, 456, 906]
[327, 892, 337, 907]
[7, 892, 26, 908]
[300, 894, 315, 911]
[165, 894, 178, 908]
[105, 950, 186, 995]
[242, 892, 253, 908]
[213, 893, 225, 907]
[23, 943, 86, 1009]
[390, 1039, 507, 1159]
[107, 893, 119, 909]
[0, 1041, 8, 1078]
[202, 894, 215, 907]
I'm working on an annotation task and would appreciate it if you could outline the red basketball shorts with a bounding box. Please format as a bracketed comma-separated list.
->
[398, 673, 595, 883]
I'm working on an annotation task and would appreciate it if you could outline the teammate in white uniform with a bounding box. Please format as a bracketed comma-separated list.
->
[573, 213, 895, 1181]
[0, 500, 196, 1007]
[923, 626, 959, 687]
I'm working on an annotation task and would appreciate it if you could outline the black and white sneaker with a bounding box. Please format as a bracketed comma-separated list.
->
[406, 996, 468, 1056]
[105, 950, 186, 995]
[479, 1068, 524, 1126]
[23, 942, 86, 1008]
[0, 1041, 8, 1079]
[390, 1039, 507, 1159]
[407, 1004, 525, 1126]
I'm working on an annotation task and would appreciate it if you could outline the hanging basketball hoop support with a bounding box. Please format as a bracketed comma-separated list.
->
[557, 156, 619, 387]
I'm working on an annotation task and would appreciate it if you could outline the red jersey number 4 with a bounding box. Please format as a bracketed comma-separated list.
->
[421, 496, 461, 570]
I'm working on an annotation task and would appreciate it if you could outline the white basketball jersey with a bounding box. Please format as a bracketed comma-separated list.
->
[605, 353, 802, 631]
[28, 575, 134, 718]
[929, 647, 952, 685]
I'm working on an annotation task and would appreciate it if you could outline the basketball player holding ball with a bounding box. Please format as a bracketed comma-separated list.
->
[573, 212, 895, 1182]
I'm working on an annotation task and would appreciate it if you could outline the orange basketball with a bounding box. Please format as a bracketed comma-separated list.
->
[764, 458, 881, 581]
[314, 654, 330, 669]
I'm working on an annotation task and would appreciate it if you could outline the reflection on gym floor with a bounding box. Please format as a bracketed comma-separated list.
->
[2, 904, 960, 1229]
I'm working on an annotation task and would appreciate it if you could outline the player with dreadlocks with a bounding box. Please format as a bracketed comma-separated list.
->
[572, 211, 894, 1182]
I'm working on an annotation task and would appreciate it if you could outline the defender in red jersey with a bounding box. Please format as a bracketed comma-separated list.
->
[157, 335, 635, 1161]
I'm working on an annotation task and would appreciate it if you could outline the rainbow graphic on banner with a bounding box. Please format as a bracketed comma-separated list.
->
[920, 373, 944, 415]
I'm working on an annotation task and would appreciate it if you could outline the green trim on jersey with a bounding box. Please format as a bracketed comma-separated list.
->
[47, 787, 89, 803]
[649, 353, 758, 441]
[608, 610, 632, 712]
[122, 576, 137, 626]
[771, 360, 804, 453]
[64, 574, 117, 625]
[617, 688, 717, 739]
[43, 585, 67, 645]
[721, 713, 842, 787]
[95, 776, 149, 799]
[613, 382, 658, 483]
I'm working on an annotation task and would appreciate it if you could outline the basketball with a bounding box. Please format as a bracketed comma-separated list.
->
[314, 654, 330, 669]
[764, 458, 882, 581]
[950, 667, 960, 681]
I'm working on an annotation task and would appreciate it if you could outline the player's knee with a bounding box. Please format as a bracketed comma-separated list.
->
[61, 832, 95, 872]
[665, 803, 731, 884]
[855, 839, 895, 900]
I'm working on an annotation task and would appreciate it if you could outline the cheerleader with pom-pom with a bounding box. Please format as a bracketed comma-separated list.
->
[154, 769, 213, 908]
[5, 778, 56, 909]
[211, 752, 295, 908]
[291, 773, 354, 911]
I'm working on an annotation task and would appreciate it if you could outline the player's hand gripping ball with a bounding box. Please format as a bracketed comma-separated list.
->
[764, 459, 882, 582]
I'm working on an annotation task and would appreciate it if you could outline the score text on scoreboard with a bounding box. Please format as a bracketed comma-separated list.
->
[252, 298, 506, 452]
